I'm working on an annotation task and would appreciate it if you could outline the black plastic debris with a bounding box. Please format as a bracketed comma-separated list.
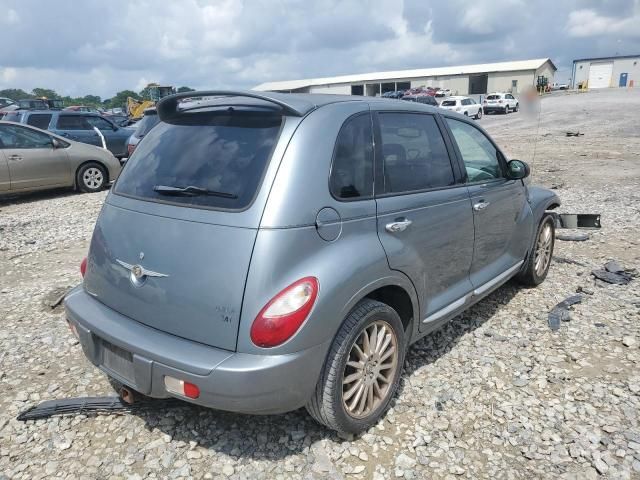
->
[556, 232, 590, 242]
[17, 396, 179, 421]
[591, 260, 636, 285]
[548, 295, 583, 331]
[566, 131, 584, 137]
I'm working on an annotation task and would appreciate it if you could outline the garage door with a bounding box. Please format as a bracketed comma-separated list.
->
[588, 62, 613, 89]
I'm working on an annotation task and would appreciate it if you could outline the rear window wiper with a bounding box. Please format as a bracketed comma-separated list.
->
[153, 185, 238, 199]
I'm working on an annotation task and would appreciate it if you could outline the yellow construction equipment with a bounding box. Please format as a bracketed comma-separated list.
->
[127, 84, 175, 119]
[127, 97, 155, 119]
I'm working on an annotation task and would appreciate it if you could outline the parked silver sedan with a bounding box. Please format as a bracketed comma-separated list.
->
[0, 121, 121, 195]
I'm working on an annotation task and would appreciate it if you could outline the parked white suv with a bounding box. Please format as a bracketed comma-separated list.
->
[439, 96, 482, 119]
[483, 92, 519, 114]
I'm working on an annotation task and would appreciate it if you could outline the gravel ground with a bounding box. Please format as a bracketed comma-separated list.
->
[1, 89, 639, 479]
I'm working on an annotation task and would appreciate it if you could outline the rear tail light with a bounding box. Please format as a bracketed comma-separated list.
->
[164, 376, 200, 399]
[80, 257, 87, 277]
[127, 144, 135, 156]
[250, 277, 319, 348]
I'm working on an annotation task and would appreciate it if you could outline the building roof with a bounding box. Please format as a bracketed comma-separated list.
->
[572, 54, 639, 63]
[254, 58, 556, 92]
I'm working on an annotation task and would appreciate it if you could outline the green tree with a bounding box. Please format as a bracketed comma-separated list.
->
[31, 88, 59, 99]
[0, 88, 33, 101]
[106, 90, 140, 110]
[177, 86, 195, 93]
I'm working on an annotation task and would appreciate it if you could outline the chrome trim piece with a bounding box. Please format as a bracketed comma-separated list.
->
[115, 259, 169, 278]
[421, 260, 524, 324]
[473, 260, 524, 297]
[422, 295, 470, 323]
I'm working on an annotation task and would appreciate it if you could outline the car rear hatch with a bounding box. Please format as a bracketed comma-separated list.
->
[83, 99, 298, 351]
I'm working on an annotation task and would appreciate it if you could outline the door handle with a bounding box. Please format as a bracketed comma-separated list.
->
[385, 218, 412, 233]
[7, 154, 23, 161]
[473, 200, 490, 212]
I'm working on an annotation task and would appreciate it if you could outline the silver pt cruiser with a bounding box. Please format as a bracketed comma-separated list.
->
[64, 90, 560, 433]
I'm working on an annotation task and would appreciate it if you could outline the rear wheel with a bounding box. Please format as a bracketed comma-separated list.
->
[306, 299, 406, 434]
[77, 162, 107, 193]
[517, 215, 555, 286]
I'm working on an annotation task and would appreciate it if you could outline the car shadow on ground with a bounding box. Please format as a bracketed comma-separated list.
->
[127, 282, 521, 461]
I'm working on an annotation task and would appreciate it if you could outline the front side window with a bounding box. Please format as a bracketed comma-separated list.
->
[134, 113, 160, 137]
[0, 124, 52, 149]
[379, 113, 455, 194]
[115, 111, 282, 210]
[441, 100, 456, 107]
[86, 116, 115, 131]
[26, 113, 52, 130]
[329, 114, 374, 200]
[446, 118, 503, 183]
[56, 115, 91, 130]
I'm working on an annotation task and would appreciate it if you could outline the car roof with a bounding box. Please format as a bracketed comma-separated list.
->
[165, 90, 440, 121]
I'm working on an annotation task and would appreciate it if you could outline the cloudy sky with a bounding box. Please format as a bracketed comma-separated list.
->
[1, 0, 639, 99]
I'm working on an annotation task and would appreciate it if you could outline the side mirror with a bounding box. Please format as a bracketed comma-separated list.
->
[51, 138, 62, 149]
[507, 159, 530, 180]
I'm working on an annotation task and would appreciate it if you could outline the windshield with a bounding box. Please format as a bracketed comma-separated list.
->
[115, 111, 282, 210]
[134, 113, 160, 137]
[441, 100, 457, 107]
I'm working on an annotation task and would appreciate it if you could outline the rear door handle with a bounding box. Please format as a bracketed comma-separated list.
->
[385, 218, 412, 233]
[7, 154, 23, 161]
[473, 200, 490, 212]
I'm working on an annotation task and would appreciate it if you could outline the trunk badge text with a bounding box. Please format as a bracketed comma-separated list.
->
[115, 259, 169, 287]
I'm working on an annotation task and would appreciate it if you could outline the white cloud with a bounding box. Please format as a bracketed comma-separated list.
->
[566, 8, 640, 38]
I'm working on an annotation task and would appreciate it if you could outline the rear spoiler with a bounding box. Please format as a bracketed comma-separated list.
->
[156, 90, 316, 122]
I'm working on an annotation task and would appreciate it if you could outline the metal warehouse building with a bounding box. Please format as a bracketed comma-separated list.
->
[571, 55, 639, 89]
[254, 58, 556, 96]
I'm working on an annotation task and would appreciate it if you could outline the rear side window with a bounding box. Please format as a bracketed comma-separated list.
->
[26, 113, 52, 130]
[379, 113, 455, 193]
[329, 114, 374, 200]
[56, 115, 91, 130]
[115, 111, 282, 210]
[134, 113, 160, 137]
[441, 100, 456, 107]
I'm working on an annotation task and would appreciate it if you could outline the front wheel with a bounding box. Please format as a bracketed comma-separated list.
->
[306, 299, 406, 434]
[475, 108, 483, 120]
[514, 103, 519, 112]
[504, 105, 510, 114]
[517, 215, 555, 286]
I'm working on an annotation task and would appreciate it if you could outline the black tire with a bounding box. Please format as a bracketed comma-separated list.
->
[475, 109, 483, 120]
[504, 105, 510, 114]
[77, 162, 107, 193]
[514, 103, 519, 112]
[306, 299, 406, 434]
[516, 215, 555, 286]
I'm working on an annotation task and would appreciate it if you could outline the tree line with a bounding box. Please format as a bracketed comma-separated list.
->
[0, 86, 196, 110]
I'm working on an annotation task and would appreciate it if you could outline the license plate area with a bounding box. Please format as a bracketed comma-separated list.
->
[101, 339, 135, 384]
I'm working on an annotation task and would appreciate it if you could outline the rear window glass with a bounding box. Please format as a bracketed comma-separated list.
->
[115, 112, 282, 210]
[441, 100, 456, 106]
[486, 95, 501, 100]
[26, 114, 52, 130]
[134, 113, 160, 137]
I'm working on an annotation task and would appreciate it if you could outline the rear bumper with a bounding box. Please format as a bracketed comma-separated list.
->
[483, 105, 507, 112]
[64, 287, 328, 414]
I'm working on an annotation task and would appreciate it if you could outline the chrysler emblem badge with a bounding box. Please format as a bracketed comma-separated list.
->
[131, 265, 144, 279]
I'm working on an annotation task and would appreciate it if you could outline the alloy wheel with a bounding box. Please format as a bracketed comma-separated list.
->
[342, 320, 398, 419]
[534, 223, 553, 277]
[83, 167, 104, 190]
